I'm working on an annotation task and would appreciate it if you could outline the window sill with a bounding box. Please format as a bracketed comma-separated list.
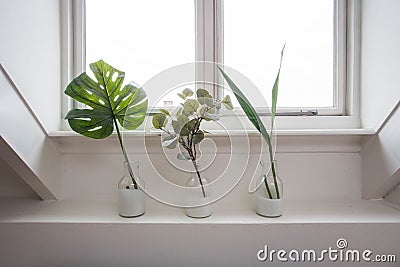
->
[49, 129, 375, 154]
[0, 198, 398, 224]
[49, 128, 375, 137]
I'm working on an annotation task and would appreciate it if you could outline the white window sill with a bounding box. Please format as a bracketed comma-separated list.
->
[49, 128, 375, 137]
[0, 198, 398, 224]
[49, 128, 375, 154]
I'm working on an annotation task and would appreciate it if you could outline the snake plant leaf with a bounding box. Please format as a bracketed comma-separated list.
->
[217, 66, 272, 148]
[271, 44, 285, 134]
[64, 60, 148, 139]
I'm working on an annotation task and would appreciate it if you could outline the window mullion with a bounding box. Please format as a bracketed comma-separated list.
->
[335, 0, 347, 115]
[195, 0, 221, 98]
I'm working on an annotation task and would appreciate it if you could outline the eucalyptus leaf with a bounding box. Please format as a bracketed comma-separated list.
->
[162, 135, 178, 149]
[177, 114, 189, 125]
[196, 88, 211, 98]
[159, 108, 170, 116]
[171, 120, 181, 134]
[183, 99, 199, 115]
[182, 88, 194, 97]
[178, 93, 186, 100]
[152, 113, 167, 129]
[222, 95, 233, 110]
[204, 112, 220, 121]
[177, 152, 191, 161]
[64, 60, 148, 139]
[193, 130, 204, 144]
[199, 106, 207, 116]
[196, 89, 213, 107]
[208, 107, 216, 114]
[180, 119, 198, 137]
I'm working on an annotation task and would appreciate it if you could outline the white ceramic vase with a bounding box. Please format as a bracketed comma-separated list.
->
[185, 165, 212, 218]
[118, 162, 145, 217]
[255, 160, 283, 217]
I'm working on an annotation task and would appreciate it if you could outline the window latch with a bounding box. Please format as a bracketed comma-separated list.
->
[276, 110, 318, 116]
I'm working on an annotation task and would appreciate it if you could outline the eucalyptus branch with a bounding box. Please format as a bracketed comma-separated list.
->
[152, 88, 233, 199]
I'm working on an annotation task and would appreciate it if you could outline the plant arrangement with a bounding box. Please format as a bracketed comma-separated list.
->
[152, 88, 233, 197]
[218, 46, 285, 200]
[64, 60, 148, 189]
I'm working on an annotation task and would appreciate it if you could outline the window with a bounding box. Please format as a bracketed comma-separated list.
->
[85, 0, 195, 108]
[65, 0, 359, 129]
[224, 0, 340, 114]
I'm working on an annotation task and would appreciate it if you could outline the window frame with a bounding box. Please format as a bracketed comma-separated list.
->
[61, 0, 361, 131]
[218, 0, 349, 116]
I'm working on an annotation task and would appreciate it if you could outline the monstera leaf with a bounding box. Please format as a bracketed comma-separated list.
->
[65, 60, 148, 139]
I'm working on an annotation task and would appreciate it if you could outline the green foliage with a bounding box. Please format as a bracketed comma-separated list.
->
[151, 88, 232, 157]
[152, 113, 167, 129]
[65, 60, 148, 139]
[151, 88, 233, 197]
[64, 60, 148, 188]
[178, 88, 194, 100]
[218, 45, 285, 199]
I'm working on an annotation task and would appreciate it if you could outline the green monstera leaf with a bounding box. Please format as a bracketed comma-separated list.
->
[64, 60, 148, 139]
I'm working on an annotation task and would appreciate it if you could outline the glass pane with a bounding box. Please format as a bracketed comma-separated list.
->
[86, 0, 195, 107]
[224, 0, 334, 108]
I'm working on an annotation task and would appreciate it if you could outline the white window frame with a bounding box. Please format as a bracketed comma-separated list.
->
[61, 0, 361, 131]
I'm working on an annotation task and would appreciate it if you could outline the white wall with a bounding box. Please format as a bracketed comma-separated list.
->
[361, 107, 400, 199]
[360, 0, 400, 129]
[0, 1, 399, 266]
[0, 0, 61, 132]
[360, 0, 400, 199]
[0, 157, 38, 199]
[1, 223, 399, 267]
[386, 183, 400, 207]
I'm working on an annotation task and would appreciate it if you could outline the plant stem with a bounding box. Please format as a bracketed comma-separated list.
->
[267, 140, 280, 199]
[270, 159, 280, 199]
[191, 159, 206, 198]
[113, 118, 138, 189]
[263, 174, 273, 199]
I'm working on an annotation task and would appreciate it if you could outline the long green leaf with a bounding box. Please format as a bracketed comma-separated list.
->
[270, 45, 285, 135]
[217, 67, 272, 148]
